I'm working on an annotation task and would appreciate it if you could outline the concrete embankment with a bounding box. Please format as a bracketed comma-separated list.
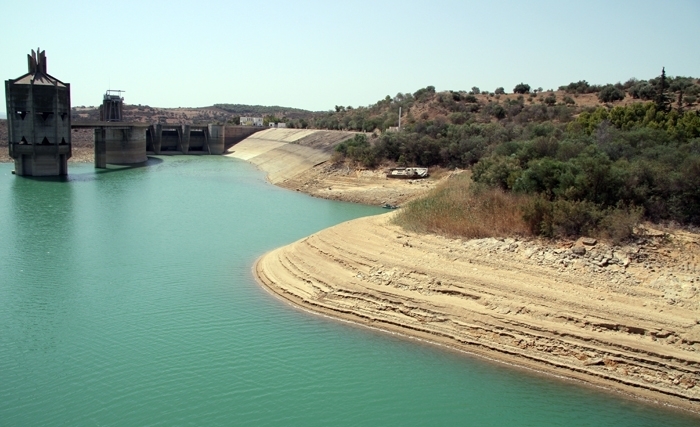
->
[225, 128, 356, 184]
[256, 212, 700, 413]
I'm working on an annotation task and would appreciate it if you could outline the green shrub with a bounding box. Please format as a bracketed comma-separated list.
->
[598, 204, 643, 244]
[559, 80, 595, 94]
[551, 199, 601, 236]
[514, 83, 531, 94]
[522, 195, 554, 237]
[598, 85, 626, 102]
[335, 134, 378, 167]
[472, 155, 522, 190]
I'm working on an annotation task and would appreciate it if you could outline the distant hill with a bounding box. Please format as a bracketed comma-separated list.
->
[213, 104, 313, 119]
[70, 104, 314, 125]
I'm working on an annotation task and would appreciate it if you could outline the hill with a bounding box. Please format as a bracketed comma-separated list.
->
[311, 73, 700, 238]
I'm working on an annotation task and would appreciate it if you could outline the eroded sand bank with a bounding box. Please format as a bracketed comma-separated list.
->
[229, 128, 700, 412]
[256, 212, 700, 412]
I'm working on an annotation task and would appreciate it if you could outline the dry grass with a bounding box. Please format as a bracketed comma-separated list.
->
[393, 173, 532, 239]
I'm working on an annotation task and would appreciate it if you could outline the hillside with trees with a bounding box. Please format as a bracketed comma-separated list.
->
[62, 70, 700, 241]
[315, 71, 700, 240]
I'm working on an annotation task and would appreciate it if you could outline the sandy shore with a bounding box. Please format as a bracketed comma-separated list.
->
[255, 207, 700, 413]
[233, 129, 700, 412]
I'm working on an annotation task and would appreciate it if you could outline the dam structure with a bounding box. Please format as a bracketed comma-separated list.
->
[146, 123, 226, 155]
[88, 90, 148, 167]
[83, 92, 260, 166]
[4, 51, 294, 174]
[91, 91, 229, 164]
[73, 120, 263, 169]
[4, 49, 71, 176]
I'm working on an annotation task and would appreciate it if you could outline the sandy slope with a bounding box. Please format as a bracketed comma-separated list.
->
[225, 128, 441, 205]
[256, 212, 700, 411]
[230, 127, 700, 411]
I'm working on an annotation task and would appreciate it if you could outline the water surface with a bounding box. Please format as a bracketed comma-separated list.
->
[0, 157, 697, 426]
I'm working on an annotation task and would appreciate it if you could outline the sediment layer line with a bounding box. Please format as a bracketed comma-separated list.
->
[255, 212, 700, 412]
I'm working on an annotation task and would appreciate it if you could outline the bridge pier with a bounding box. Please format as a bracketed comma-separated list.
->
[93, 126, 148, 167]
[181, 125, 190, 154]
[208, 124, 225, 154]
[95, 129, 106, 168]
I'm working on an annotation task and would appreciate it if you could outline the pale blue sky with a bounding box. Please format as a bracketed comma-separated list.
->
[2, 0, 698, 114]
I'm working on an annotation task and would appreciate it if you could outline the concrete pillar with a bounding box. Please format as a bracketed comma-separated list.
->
[181, 125, 190, 154]
[95, 128, 107, 168]
[104, 127, 147, 164]
[153, 124, 162, 154]
[207, 124, 225, 155]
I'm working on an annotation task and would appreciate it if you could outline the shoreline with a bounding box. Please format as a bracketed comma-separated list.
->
[254, 212, 700, 414]
[4, 124, 699, 413]
[254, 254, 698, 415]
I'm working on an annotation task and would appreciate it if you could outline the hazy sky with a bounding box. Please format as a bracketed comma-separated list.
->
[1, 0, 698, 114]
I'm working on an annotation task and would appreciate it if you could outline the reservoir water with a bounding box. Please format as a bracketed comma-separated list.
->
[0, 157, 697, 426]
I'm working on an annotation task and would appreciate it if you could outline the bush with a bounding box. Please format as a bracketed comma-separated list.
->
[551, 199, 601, 236]
[559, 80, 593, 94]
[598, 85, 626, 102]
[488, 104, 506, 120]
[495, 87, 505, 95]
[335, 134, 378, 167]
[628, 82, 656, 100]
[598, 204, 643, 244]
[413, 86, 436, 102]
[449, 112, 469, 125]
[522, 195, 554, 236]
[544, 93, 557, 106]
[514, 83, 531, 94]
[472, 155, 522, 190]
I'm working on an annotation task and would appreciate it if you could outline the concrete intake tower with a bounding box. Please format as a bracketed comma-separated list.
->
[5, 49, 71, 176]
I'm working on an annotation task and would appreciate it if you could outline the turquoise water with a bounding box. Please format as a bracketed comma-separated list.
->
[0, 157, 697, 426]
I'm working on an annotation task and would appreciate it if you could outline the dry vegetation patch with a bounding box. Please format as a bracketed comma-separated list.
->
[394, 172, 531, 239]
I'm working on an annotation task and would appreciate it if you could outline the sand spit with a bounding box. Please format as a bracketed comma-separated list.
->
[227, 127, 700, 411]
[256, 212, 700, 412]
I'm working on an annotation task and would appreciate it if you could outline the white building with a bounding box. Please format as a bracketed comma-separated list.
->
[240, 116, 263, 126]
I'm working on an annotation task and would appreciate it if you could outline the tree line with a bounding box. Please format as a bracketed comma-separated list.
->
[328, 71, 700, 237]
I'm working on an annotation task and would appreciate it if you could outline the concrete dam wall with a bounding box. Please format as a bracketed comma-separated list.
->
[225, 128, 357, 184]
